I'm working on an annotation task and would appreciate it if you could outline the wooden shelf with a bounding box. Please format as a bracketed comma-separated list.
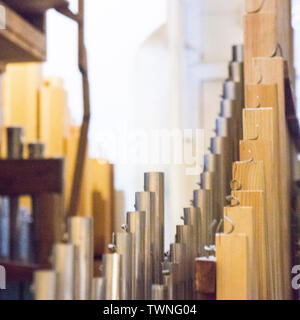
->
[0, 259, 39, 283]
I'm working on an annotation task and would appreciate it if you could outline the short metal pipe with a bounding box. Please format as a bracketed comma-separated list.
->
[68, 216, 93, 300]
[33, 270, 57, 300]
[115, 231, 133, 300]
[135, 191, 155, 299]
[102, 253, 122, 300]
[92, 277, 105, 300]
[53, 242, 75, 300]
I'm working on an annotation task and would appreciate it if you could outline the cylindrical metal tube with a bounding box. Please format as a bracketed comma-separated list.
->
[210, 136, 233, 205]
[68, 216, 93, 300]
[115, 231, 133, 300]
[135, 191, 155, 299]
[0, 197, 9, 258]
[232, 44, 244, 63]
[152, 284, 167, 300]
[127, 211, 146, 299]
[170, 243, 186, 300]
[144, 172, 164, 284]
[33, 270, 57, 300]
[92, 277, 105, 300]
[163, 274, 171, 300]
[53, 242, 75, 300]
[28, 142, 46, 264]
[28, 142, 45, 159]
[203, 153, 221, 173]
[222, 80, 243, 102]
[220, 99, 237, 119]
[193, 189, 213, 247]
[183, 207, 201, 257]
[176, 225, 193, 299]
[7, 127, 24, 261]
[102, 253, 121, 300]
[7, 127, 24, 159]
[229, 61, 244, 83]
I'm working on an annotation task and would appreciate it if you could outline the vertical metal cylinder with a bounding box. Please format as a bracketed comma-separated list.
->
[33, 270, 57, 300]
[176, 225, 193, 299]
[222, 80, 243, 102]
[53, 242, 75, 300]
[102, 253, 121, 300]
[68, 216, 93, 300]
[152, 284, 167, 300]
[232, 44, 244, 63]
[144, 172, 164, 284]
[28, 142, 45, 159]
[7, 127, 24, 261]
[163, 274, 171, 300]
[170, 243, 186, 300]
[183, 207, 201, 257]
[28, 142, 46, 264]
[135, 191, 155, 299]
[220, 99, 237, 119]
[7, 127, 24, 159]
[92, 277, 105, 300]
[127, 211, 146, 299]
[0, 197, 9, 258]
[193, 189, 213, 247]
[115, 231, 132, 300]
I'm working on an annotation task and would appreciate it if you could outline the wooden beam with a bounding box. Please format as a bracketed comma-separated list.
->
[216, 233, 250, 300]
[232, 190, 270, 299]
[0, 159, 64, 195]
[224, 206, 258, 300]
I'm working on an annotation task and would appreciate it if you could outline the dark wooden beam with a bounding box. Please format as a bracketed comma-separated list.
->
[0, 159, 64, 195]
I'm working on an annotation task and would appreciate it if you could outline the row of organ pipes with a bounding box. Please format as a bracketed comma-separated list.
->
[33, 44, 247, 300]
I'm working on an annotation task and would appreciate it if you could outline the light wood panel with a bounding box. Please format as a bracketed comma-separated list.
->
[250, 57, 291, 299]
[224, 206, 258, 300]
[232, 160, 265, 191]
[38, 77, 69, 157]
[231, 190, 270, 299]
[2, 63, 42, 156]
[216, 233, 250, 300]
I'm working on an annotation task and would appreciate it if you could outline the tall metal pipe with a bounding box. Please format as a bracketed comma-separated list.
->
[102, 253, 121, 300]
[92, 277, 105, 300]
[53, 242, 75, 300]
[193, 189, 213, 247]
[135, 191, 155, 299]
[7, 127, 24, 260]
[144, 172, 164, 284]
[115, 231, 133, 300]
[183, 207, 201, 256]
[176, 225, 194, 299]
[68, 216, 93, 300]
[33, 270, 57, 300]
[127, 211, 146, 299]
[28, 142, 46, 263]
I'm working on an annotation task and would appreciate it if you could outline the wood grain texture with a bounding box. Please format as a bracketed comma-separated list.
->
[231, 190, 270, 299]
[232, 160, 265, 191]
[224, 206, 258, 300]
[242, 108, 283, 299]
[245, 84, 278, 109]
[0, 2, 46, 62]
[250, 57, 291, 299]
[216, 233, 250, 300]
